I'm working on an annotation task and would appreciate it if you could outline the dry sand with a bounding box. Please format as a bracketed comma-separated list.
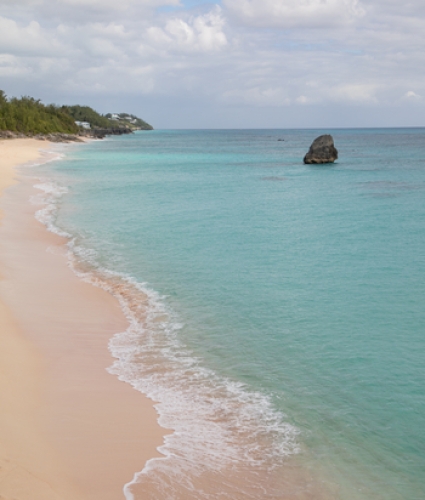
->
[0, 139, 165, 500]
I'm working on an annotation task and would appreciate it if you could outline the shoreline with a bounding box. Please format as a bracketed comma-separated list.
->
[0, 139, 165, 500]
[0, 137, 332, 500]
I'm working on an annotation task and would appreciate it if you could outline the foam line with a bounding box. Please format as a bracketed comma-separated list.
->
[31, 174, 300, 498]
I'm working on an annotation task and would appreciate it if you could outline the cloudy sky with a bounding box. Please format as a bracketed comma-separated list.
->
[1, 0, 425, 128]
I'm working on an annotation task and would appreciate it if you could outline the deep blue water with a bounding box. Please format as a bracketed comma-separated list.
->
[35, 129, 425, 499]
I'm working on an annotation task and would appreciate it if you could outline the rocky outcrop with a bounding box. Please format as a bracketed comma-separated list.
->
[82, 127, 133, 139]
[303, 135, 338, 164]
[39, 133, 83, 142]
[0, 131, 83, 142]
[0, 127, 133, 142]
[0, 131, 27, 139]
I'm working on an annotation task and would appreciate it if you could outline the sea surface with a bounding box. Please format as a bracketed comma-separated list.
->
[33, 129, 425, 499]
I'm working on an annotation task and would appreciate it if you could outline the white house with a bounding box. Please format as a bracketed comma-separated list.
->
[75, 121, 91, 129]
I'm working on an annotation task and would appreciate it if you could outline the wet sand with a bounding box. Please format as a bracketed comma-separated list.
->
[0, 139, 165, 500]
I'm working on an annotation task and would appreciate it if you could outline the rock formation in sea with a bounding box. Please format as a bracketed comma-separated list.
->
[303, 134, 338, 164]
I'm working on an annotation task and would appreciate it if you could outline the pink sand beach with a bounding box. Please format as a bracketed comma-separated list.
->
[0, 138, 165, 500]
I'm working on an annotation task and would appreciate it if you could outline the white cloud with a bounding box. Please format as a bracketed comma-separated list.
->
[1, 0, 425, 126]
[223, 0, 365, 28]
[85, 37, 125, 58]
[330, 83, 379, 102]
[0, 54, 30, 78]
[403, 90, 421, 100]
[147, 8, 227, 52]
[296, 95, 309, 104]
[221, 86, 291, 106]
[0, 16, 61, 55]
[0, 0, 181, 26]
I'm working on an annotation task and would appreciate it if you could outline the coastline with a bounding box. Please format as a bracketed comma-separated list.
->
[1, 129, 422, 499]
[0, 139, 165, 500]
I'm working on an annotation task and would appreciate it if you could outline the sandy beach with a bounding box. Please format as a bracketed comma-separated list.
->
[0, 139, 164, 500]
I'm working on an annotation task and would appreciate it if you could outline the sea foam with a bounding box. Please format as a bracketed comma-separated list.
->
[31, 177, 300, 499]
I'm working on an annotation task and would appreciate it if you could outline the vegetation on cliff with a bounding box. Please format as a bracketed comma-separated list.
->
[63, 105, 114, 129]
[0, 90, 153, 136]
[105, 113, 153, 130]
[0, 91, 79, 134]
[65, 107, 153, 130]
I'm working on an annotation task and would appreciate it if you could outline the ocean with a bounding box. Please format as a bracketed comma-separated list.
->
[33, 129, 425, 499]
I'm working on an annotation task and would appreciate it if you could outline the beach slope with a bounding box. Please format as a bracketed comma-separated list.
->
[0, 139, 164, 500]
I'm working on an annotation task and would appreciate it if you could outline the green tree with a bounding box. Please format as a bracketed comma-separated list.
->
[0, 91, 78, 134]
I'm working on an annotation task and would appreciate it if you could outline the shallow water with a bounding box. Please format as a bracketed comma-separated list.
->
[34, 129, 425, 499]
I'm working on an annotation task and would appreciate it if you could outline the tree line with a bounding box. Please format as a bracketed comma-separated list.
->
[0, 91, 79, 134]
[0, 90, 153, 134]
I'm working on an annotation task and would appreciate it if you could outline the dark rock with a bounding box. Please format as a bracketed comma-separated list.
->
[82, 127, 133, 139]
[303, 134, 338, 164]
[0, 128, 131, 142]
[0, 131, 83, 142]
[44, 133, 83, 143]
[0, 131, 27, 139]
[0, 131, 17, 139]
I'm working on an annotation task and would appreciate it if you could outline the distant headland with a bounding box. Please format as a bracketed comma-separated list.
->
[0, 90, 153, 142]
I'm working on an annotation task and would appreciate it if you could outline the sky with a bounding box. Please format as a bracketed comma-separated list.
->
[1, 0, 425, 128]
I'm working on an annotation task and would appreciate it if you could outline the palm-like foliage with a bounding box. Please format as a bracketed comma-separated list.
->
[0, 92, 79, 134]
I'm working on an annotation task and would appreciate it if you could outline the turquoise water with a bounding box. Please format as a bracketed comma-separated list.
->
[35, 129, 425, 499]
